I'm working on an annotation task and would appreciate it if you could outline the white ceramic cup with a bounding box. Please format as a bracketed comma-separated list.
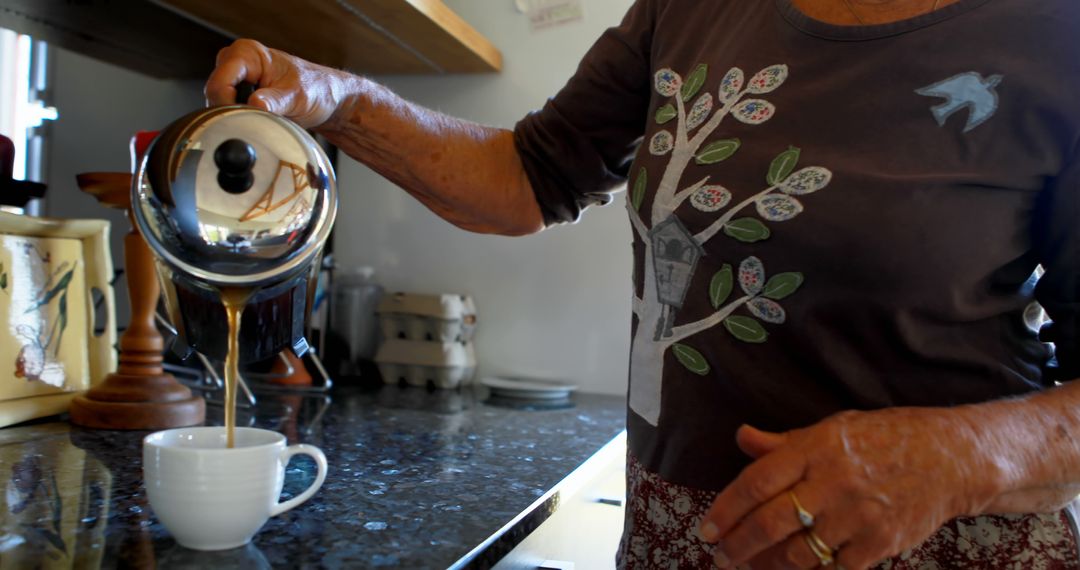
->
[143, 426, 328, 551]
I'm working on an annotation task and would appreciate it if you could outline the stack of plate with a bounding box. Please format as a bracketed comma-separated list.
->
[480, 377, 578, 400]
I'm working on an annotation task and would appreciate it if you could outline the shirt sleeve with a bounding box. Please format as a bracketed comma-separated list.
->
[1034, 146, 1080, 381]
[513, 0, 657, 226]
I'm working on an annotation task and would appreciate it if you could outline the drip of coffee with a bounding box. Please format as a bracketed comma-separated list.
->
[220, 287, 252, 448]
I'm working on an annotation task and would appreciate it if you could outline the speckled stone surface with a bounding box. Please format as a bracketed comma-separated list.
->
[0, 384, 626, 569]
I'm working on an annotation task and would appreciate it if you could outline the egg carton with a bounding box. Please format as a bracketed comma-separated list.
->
[375, 339, 476, 389]
[376, 292, 476, 343]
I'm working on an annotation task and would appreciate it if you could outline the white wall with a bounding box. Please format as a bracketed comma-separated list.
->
[333, 0, 635, 394]
[45, 48, 205, 327]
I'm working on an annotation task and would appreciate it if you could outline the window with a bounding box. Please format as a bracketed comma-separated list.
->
[0, 27, 57, 214]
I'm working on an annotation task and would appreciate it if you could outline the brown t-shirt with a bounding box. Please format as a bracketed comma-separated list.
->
[514, 0, 1080, 490]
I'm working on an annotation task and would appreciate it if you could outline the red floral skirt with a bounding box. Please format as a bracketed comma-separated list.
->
[617, 452, 1080, 569]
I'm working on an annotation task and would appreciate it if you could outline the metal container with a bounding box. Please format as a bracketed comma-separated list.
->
[131, 105, 337, 363]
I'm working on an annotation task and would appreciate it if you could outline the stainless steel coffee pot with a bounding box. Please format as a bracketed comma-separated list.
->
[131, 100, 337, 364]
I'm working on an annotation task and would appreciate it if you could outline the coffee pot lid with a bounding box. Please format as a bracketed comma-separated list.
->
[132, 106, 337, 287]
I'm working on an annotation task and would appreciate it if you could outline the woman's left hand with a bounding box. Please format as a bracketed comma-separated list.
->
[698, 407, 1007, 570]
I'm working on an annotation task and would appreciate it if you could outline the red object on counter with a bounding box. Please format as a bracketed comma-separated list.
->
[130, 131, 160, 170]
[0, 134, 46, 207]
[0, 135, 13, 182]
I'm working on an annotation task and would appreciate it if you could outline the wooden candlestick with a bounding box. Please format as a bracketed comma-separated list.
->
[68, 172, 205, 430]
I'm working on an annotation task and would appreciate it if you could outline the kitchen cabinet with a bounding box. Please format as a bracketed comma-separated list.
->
[0, 0, 501, 78]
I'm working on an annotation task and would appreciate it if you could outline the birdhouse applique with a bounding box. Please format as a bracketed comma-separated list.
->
[648, 216, 704, 310]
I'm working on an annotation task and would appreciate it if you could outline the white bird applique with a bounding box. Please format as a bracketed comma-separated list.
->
[915, 72, 1003, 133]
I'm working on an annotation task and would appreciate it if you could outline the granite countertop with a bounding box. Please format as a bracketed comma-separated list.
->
[0, 383, 626, 569]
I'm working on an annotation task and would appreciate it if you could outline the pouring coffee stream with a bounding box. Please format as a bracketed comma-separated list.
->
[132, 82, 338, 446]
[221, 288, 250, 448]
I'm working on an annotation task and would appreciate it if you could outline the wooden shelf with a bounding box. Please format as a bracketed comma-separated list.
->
[155, 0, 503, 74]
[0, 0, 500, 78]
[0, 0, 231, 79]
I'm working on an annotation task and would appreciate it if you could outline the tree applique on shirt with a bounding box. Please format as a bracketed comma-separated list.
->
[627, 63, 833, 426]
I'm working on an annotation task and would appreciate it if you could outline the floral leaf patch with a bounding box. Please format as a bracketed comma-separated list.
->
[755, 195, 803, 222]
[687, 93, 714, 130]
[747, 297, 785, 324]
[747, 64, 789, 94]
[690, 185, 732, 212]
[732, 99, 775, 124]
[779, 167, 832, 195]
[650, 131, 674, 155]
[655, 69, 682, 97]
[719, 67, 744, 103]
[738, 256, 765, 295]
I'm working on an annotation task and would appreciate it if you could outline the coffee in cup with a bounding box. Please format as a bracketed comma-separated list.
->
[143, 426, 327, 550]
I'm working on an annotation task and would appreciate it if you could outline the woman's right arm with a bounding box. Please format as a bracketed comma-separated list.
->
[205, 39, 545, 237]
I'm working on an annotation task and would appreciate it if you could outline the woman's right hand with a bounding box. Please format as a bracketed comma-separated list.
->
[205, 39, 356, 129]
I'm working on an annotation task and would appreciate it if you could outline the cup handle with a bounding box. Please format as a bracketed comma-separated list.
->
[271, 444, 328, 517]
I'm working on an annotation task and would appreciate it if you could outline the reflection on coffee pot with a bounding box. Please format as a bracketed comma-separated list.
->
[132, 102, 337, 364]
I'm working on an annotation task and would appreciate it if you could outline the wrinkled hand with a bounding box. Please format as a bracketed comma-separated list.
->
[698, 408, 1005, 570]
[205, 39, 354, 129]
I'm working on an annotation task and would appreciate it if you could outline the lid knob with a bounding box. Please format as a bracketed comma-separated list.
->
[214, 138, 256, 194]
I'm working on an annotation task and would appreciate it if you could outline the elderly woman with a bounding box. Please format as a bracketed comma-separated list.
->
[208, 0, 1080, 567]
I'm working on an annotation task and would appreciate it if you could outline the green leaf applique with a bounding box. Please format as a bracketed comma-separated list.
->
[695, 139, 741, 165]
[762, 272, 804, 300]
[632, 167, 647, 211]
[723, 315, 768, 343]
[672, 343, 710, 375]
[681, 63, 708, 102]
[767, 146, 801, 186]
[655, 104, 676, 124]
[709, 264, 733, 308]
[723, 217, 771, 242]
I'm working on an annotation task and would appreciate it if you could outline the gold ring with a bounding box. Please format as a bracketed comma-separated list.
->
[804, 529, 835, 567]
[789, 490, 815, 528]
